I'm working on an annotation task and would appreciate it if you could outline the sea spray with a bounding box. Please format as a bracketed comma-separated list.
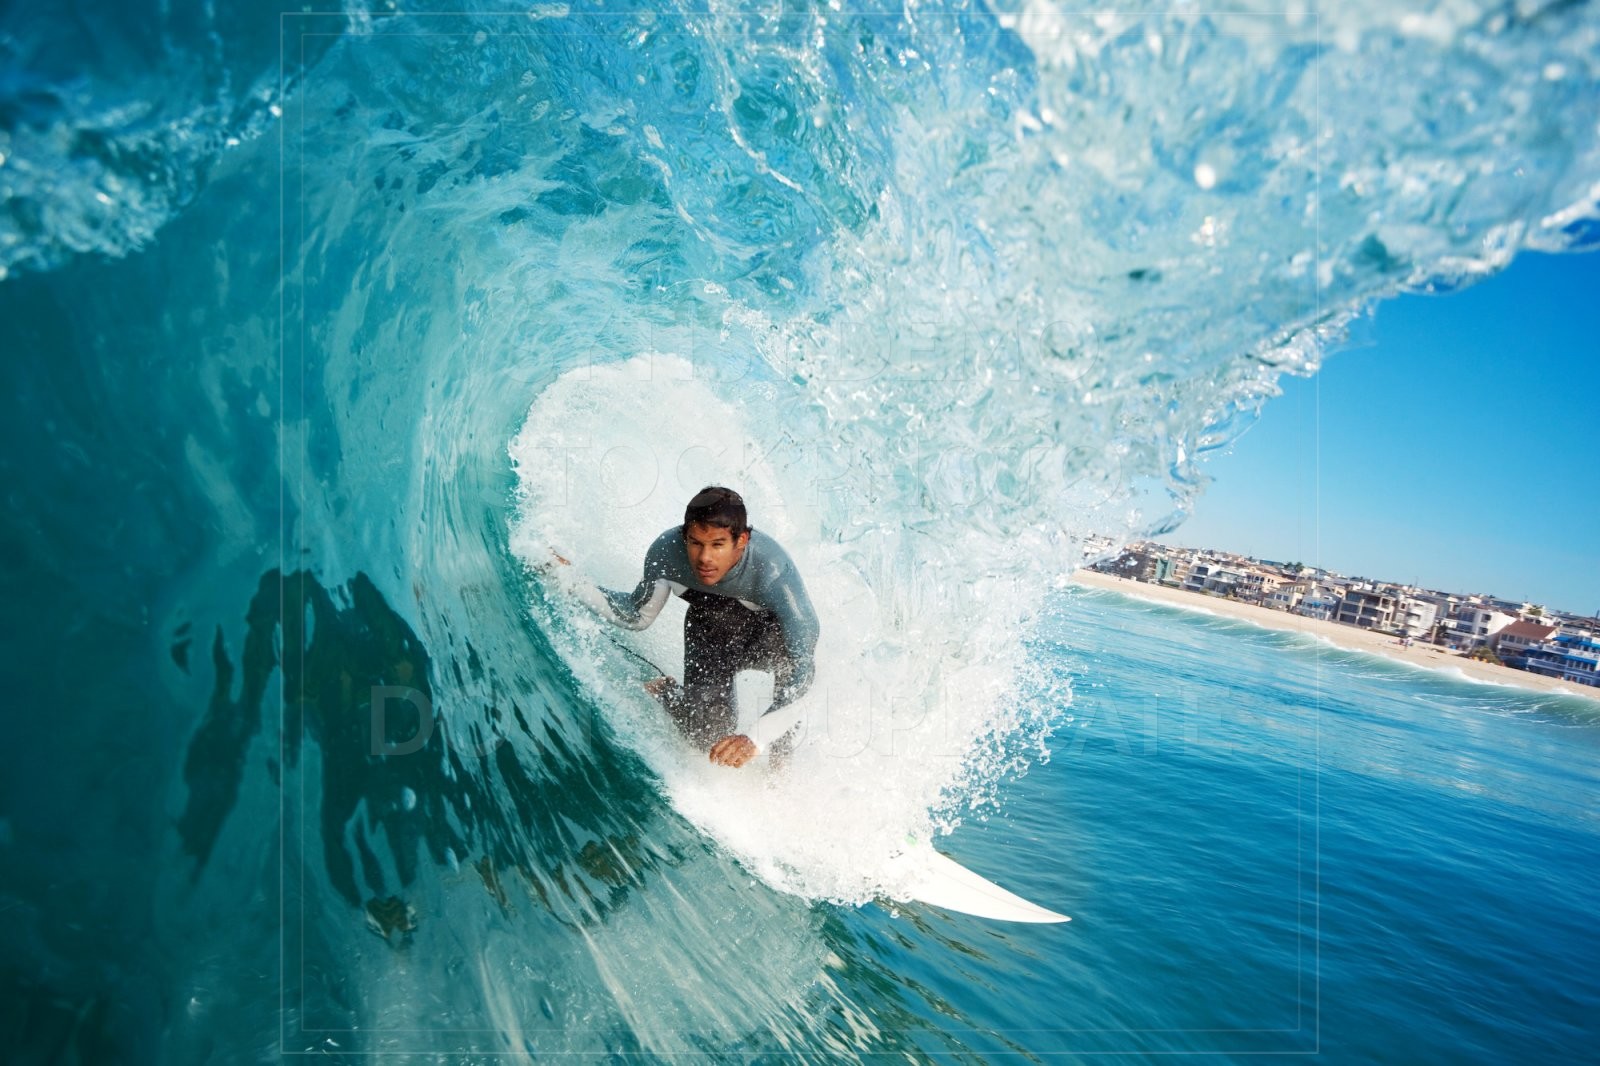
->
[510, 355, 1064, 904]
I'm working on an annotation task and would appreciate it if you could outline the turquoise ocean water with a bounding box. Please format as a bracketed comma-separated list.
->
[2, 2, 1598, 1061]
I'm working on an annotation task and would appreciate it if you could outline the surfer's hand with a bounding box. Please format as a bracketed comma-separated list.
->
[708, 734, 757, 768]
[535, 549, 571, 577]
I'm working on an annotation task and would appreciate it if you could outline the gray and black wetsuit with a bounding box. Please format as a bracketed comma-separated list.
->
[598, 527, 819, 748]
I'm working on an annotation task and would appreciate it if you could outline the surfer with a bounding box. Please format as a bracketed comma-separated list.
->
[552, 486, 819, 768]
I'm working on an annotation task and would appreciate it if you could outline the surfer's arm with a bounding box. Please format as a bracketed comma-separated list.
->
[768, 652, 814, 711]
[540, 557, 628, 621]
[597, 579, 672, 630]
[542, 535, 675, 630]
[763, 563, 820, 711]
[703, 557, 815, 766]
[593, 530, 678, 630]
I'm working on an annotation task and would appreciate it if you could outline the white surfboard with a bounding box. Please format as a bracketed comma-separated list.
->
[751, 709, 1070, 923]
[592, 641, 1069, 925]
[884, 838, 1071, 924]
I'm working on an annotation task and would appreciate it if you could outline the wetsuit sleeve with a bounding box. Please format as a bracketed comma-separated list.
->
[595, 532, 677, 631]
[765, 559, 820, 711]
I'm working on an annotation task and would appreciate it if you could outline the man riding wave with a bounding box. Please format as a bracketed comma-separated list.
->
[552, 486, 818, 768]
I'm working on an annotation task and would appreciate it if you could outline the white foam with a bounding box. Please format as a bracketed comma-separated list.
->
[509, 354, 1050, 904]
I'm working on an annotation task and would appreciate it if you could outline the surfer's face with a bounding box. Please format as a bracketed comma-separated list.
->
[684, 522, 748, 585]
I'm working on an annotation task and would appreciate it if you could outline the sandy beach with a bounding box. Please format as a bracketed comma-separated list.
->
[1071, 568, 1600, 703]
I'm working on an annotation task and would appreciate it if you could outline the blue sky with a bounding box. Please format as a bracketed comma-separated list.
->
[1158, 249, 1600, 617]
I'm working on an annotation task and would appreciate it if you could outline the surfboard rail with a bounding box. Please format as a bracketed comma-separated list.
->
[886, 840, 1071, 924]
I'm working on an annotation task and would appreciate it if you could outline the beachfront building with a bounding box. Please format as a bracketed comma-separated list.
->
[1520, 634, 1600, 687]
[1495, 621, 1560, 667]
[1185, 561, 1249, 597]
[1487, 597, 1534, 618]
[1095, 544, 1161, 582]
[1091, 542, 1194, 586]
[1235, 569, 1287, 605]
[1395, 596, 1439, 639]
[1159, 554, 1195, 588]
[1266, 582, 1306, 612]
[1449, 604, 1517, 650]
[1337, 587, 1401, 631]
[1559, 620, 1600, 644]
[1296, 583, 1343, 622]
[1397, 591, 1459, 644]
[1081, 534, 1119, 564]
[1182, 562, 1214, 594]
[1548, 612, 1600, 639]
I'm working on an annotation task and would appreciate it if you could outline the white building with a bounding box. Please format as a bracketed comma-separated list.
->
[1395, 597, 1438, 639]
[1449, 605, 1517, 650]
[1184, 562, 1246, 597]
[1160, 555, 1195, 588]
[1296, 584, 1342, 622]
[1235, 569, 1287, 605]
[1266, 583, 1306, 612]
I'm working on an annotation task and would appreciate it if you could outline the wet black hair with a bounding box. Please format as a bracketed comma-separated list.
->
[682, 485, 750, 539]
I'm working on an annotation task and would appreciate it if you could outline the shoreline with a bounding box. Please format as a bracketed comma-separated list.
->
[1070, 568, 1600, 704]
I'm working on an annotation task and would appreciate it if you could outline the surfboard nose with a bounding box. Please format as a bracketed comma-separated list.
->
[886, 844, 1071, 924]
